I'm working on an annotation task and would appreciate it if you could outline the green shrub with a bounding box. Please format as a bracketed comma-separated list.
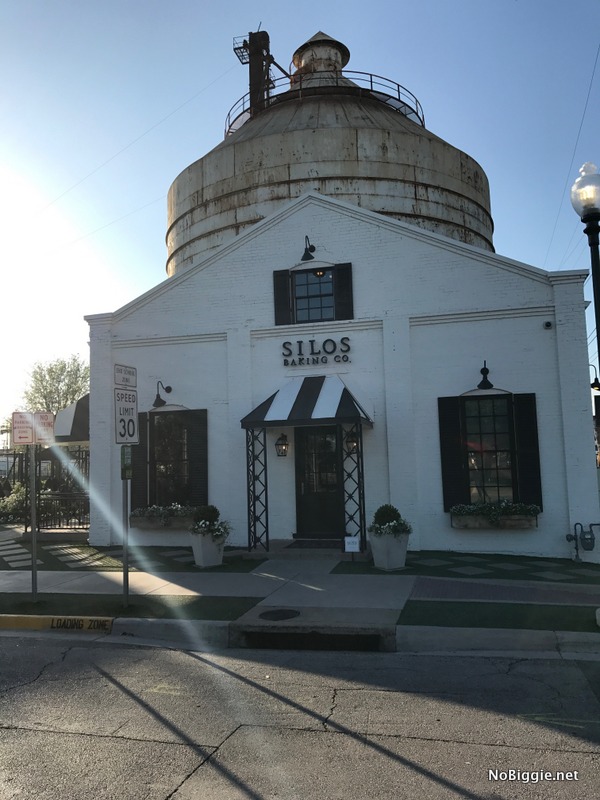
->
[0, 482, 27, 523]
[190, 505, 230, 541]
[193, 505, 221, 525]
[373, 504, 402, 526]
[369, 504, 411, 536]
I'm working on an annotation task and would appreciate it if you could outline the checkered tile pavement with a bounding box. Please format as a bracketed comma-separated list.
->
[0, 540, 195, 571]
[404, 551, 600, 583]
[0, 539, 599, 584]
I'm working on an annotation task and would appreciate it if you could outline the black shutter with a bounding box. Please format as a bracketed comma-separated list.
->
[513, 393, 543, 509]
[438, 397, 470, 511]
[130, 412, 148, 510]
[273, 270, 291, 325]
[334, 263, 353, 320]
[185, 410, 208, 506]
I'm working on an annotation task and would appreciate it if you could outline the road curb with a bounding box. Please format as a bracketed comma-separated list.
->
[1, 615, 600, 655]
[396, 625, 600, 653]
[111, 618, 230, 648]
[0, 614, 113, 634]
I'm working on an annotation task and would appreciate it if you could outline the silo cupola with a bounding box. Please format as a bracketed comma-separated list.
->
[166, 30, 494, 276]
[292, 31, 350, 74]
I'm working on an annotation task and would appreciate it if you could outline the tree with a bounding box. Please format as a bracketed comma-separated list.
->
[23, 355, 90, 414]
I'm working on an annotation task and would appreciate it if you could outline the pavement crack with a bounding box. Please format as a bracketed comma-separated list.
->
[501, 658, 564, 708]
[0, 721, 215, 750]
[504, 658, 529, 674]
[0, 647, 73, 696]
[322, 688, 338, 730]
[162, 725, 244, 800]
[110, 720, 130, 736]
[236, 723, 598, 754]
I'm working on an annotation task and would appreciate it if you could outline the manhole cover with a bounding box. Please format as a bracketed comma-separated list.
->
[259, 609, 301, 621]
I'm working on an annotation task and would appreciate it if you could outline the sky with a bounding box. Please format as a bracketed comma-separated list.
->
[1, 0, 600, 427]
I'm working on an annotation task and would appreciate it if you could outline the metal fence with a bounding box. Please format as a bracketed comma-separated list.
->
[1, 446, 90, 531]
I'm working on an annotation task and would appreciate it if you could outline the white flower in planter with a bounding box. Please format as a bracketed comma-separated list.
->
[368, 504, 411, 570]
[188, 505, 231, 567]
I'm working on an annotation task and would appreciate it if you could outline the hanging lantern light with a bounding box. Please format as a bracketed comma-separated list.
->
[274, 434, 289, 457]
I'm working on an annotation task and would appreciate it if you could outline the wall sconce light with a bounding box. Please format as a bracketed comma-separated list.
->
[301, 236, 316, 261]
[152, 380, 172, 408]
[477, 360, 494, 391]
[346, 431, 359, 453]
[590, 364, 600, 391]
[274, 434, 289, 457]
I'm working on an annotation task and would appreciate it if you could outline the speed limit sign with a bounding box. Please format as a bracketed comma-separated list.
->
[114, 388, 139, 444]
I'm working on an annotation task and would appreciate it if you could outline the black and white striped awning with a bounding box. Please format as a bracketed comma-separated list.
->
[241, 376, 373, 429]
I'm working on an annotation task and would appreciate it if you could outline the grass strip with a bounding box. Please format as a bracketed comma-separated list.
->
[398, 600, 600, 632]
[0, 593, 260, 621]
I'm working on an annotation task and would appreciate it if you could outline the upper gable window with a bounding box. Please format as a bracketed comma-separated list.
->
[293, 269, 334, 322]
[273, 263, 353, 325]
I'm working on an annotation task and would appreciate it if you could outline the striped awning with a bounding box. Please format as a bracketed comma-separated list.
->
[54, 394, 90, 443]
[241, 376, 373, 429]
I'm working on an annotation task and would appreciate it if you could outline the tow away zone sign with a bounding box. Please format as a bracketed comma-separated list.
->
[114, 388, 139, 444]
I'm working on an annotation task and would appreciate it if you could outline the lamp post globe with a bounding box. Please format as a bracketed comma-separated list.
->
[571, 162, 600, 369]
[571, 162, 600, 219]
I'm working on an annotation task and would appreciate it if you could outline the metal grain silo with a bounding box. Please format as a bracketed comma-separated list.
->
[166, 31, 494, 276]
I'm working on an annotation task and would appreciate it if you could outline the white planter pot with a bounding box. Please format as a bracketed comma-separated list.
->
[369, 533, 409, 571]
[189, 533, 224, 567]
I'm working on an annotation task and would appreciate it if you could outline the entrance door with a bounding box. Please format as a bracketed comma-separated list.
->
[295, 426, 344, 537]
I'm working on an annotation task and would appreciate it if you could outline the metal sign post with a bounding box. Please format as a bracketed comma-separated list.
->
[12, 413, 39, 602]
[121, 445, 132, 608]
[29, 444, 38, 602]
[114, 367, 137, 608]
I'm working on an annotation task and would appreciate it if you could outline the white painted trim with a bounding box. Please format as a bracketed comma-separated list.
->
[410, 306, 555, 326]
[251, 319, 383, 340]
[112, 333, 227, 348]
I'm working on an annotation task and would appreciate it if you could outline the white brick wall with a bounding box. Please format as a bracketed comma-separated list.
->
[87, 194, 600, 561]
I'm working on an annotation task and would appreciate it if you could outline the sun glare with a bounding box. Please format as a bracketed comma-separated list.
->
[0, 163, 126, 419]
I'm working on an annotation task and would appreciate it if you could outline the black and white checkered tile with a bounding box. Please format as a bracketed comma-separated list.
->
[407, 552, 598, 582]
[0, 541, 42, 567]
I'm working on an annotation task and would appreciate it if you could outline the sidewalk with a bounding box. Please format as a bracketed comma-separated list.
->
[0, 531, 599, 654]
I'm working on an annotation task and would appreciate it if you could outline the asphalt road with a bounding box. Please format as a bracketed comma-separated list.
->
[0, 635, 599, 799]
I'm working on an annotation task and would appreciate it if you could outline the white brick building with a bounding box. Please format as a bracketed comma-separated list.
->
[86, 31, 600, 561]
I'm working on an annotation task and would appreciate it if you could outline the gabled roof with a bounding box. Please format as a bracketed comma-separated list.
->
[85, 191, 586, 326]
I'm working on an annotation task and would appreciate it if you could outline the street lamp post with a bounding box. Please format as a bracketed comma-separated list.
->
[571, 162, 600, 365]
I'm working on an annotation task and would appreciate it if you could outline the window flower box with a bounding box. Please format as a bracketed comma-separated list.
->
[450, 514, 538, 530]
[129, 504, 197, 531]
[449, 501, 540, 530]
[129, 515, 195, 531]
